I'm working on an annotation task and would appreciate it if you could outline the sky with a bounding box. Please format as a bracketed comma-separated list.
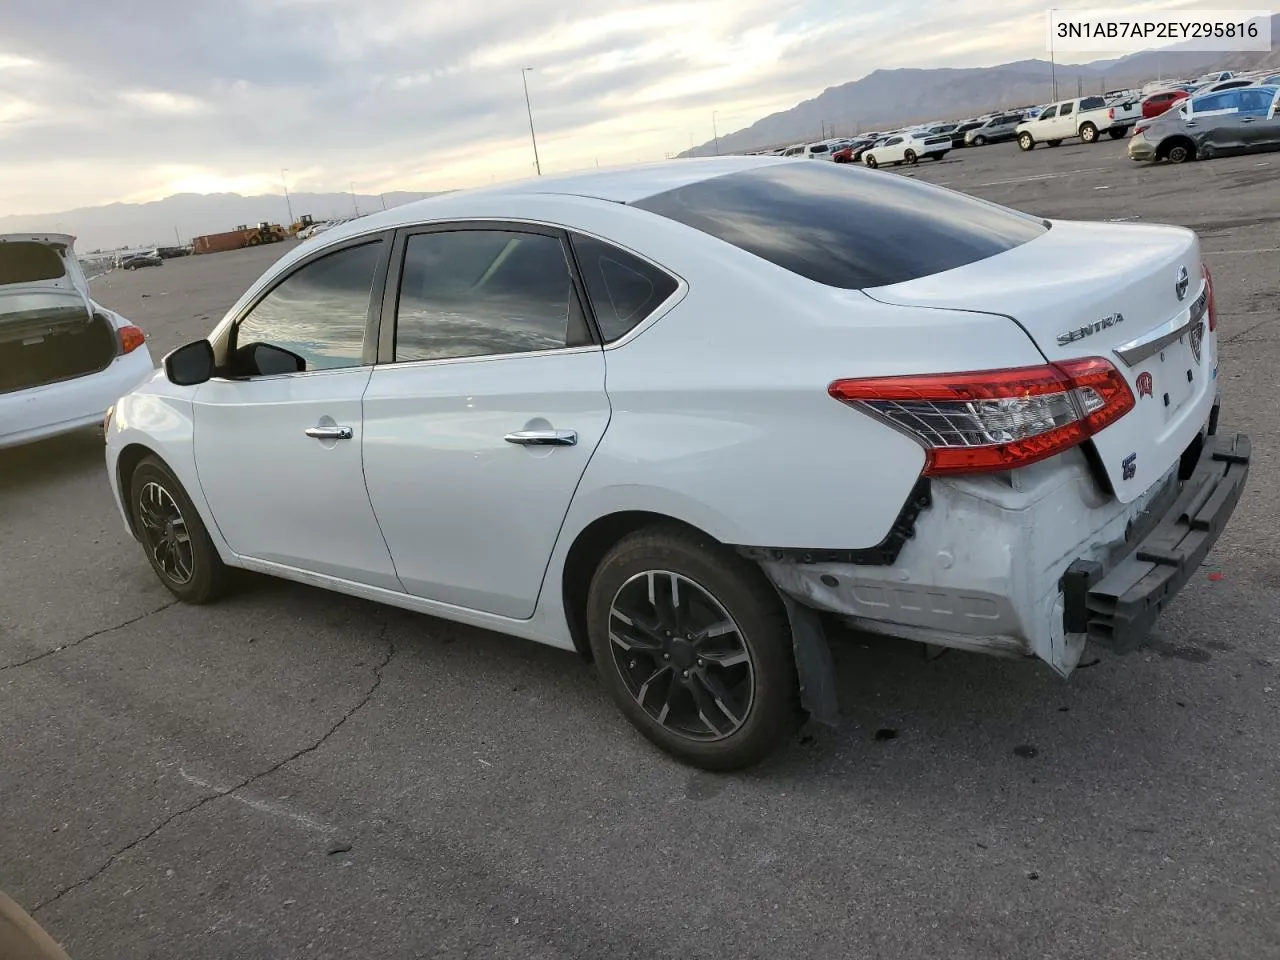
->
[0, 0, 1258, 215]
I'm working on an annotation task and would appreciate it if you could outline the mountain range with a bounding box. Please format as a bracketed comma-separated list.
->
[683, 13, 1280, 155]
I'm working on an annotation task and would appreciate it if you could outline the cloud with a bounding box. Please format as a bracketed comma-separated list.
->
[0, 0, 1260, 215]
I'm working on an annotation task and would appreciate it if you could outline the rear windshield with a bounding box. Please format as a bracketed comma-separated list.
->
[630, 162, 1047, 289]
[0, 241, 67, 285]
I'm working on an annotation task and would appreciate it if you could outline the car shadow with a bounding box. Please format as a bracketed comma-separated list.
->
[218, 571, 1198, 803]
[0, 428, 106, 496]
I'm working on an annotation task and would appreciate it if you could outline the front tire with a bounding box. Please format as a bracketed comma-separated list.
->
[1047, 139, 1063, 147]
[1080, 123, 1098, 143]
[586, 526, 799, 771]
[1018, 132, 1034, 151]
[903, 149, 918, 164]
[864, 155, 878, 168]
[1108, 126, 1128, 140]
[129, 456, 230, 604]
[972, 135, 987, 146]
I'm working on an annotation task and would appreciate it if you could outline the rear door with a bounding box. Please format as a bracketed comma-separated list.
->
[1233, 88, 1280, 153]
[360, 223, 611, 619]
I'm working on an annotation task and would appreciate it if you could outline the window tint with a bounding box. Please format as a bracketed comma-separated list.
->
[234, 240, 381, 372]
[631, 163, 1047, 290]
[1040, 106, 1058, 119]
[0, 241, 66, 285]
[886, 137, 903, 146]
[1192, 92, 1237, 113]
[394, 229, 587, 362]
[1235, 88, 1274, 116]
[572, 234, 679, 342]
[1060, 102, 1074, 116]
[1079, 96, 1106, 109]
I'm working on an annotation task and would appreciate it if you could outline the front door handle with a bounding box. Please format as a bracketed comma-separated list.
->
[1239, 117, 1256, 123]
[504, 429, 577, 446]
[305, 425, 353, 440]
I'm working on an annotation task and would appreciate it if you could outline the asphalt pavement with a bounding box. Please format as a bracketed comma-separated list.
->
[2, 140, 1278, 959]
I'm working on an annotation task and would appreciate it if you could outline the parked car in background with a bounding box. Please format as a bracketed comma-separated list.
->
[1261, 74, 1280, 86]
[781, 143, 806, 157]
[1, 233, 152, 449]
[803, 142, 835, 160]
[118, 252, 163, 270]
[1142, 88, 1191, 118]
[1197, 78, 1256, 95]
[863, 131, 951, 167]
[1129, 85, 1280, 163]
[964, 113, 1023, 145]
[951, 120, 986, 145]
[832, 138, 876, 162]
[103, 156, 1248, 770]
[1017, 96, 1139, 150]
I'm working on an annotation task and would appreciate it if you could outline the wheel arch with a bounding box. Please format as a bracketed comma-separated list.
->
[115, 442, 163, 539]
[560, 510, 714, 661]
[1157, 135, 1196, 161]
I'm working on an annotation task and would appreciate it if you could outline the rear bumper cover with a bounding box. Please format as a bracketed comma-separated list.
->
[1062, 430, 1250, 653]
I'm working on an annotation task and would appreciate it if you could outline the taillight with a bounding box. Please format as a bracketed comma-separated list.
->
[1202, 261, 1216, 332]
[828, 357, 1136, 476]
[1134, 123, 1150, 136]
[1108, 107, 1115, 120]
[118, 325, 145, 354]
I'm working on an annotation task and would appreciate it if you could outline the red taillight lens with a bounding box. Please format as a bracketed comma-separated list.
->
[1134, 123, 1150, 136]
[118, 325, 146, 354]
[1202, 261, 1216, 332]
[1108, 107, 1115, 120]
[828, 358, 1135, 476]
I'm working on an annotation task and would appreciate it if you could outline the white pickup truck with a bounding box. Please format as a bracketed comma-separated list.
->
[1017, 95, 1141, 150]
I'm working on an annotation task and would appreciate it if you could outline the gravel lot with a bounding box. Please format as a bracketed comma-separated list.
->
[3, 140, 1278, 960]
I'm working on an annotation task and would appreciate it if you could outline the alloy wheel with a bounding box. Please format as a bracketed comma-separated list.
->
[607, 570, 755, 742]
[137, 481, 195, 585]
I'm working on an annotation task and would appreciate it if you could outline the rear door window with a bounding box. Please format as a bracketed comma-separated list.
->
[1060, 102, 1074, 116]
[631, 162, 1047, 290]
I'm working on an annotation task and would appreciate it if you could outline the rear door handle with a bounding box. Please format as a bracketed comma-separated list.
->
[1240, 117, 1256, 123]
[305, 425, 354, 440]
[504, 429, 577, 446]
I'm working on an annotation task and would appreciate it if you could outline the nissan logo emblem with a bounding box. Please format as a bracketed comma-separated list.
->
[1175, 265, 1189, 301]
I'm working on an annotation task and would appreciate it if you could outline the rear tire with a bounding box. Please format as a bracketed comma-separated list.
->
[972, 135, 987, 146]
[129, 456, 231, 604]
[1018, 132, 1034, 151]
[864, 155, 878, 168]
[1165, 142, 1195, 163]
[1047, 139, 1063, 147]
[904, 149, 918, 164]
[1080, 123, 1098, 143]
[586, 525, 800, 771]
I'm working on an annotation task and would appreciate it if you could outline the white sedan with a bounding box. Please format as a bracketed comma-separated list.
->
[863, 132, 953, 167]
[105, 157, 1248, 770]
[2, 233, 153, 450]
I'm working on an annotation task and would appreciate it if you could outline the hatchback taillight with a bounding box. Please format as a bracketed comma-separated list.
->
[829, 358, 1136, 476]
[118, 325, 146, 354]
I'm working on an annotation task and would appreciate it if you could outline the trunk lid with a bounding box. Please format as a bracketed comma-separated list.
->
[865, 220, 1215, 501]
[0, 234, 96, 339]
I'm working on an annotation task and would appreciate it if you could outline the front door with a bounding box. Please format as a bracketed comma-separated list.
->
[193, 237, 401, 590]
[361, 224, 611, 619]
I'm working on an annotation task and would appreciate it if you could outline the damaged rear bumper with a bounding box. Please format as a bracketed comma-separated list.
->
[1062, 430, 1250, 653]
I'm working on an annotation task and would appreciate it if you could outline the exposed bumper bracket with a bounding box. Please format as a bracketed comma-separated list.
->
[776, 591, 840, 727]
[1062, 431, 1250, 654]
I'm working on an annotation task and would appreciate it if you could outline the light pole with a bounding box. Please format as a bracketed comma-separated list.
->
[1049, 8, 1058, 101]
[280, 168, 294, 226]
[350, 182, 359, 217]
[712, 110, 721, 155]
[521, 67, 542, 176]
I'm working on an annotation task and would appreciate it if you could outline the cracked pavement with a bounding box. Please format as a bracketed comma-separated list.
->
[2, 141, 1278, 959]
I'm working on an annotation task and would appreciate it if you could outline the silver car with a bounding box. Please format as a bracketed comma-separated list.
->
[963, 114, 1024, 146]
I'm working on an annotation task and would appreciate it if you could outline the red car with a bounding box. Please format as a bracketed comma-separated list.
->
[1141, 89, 1191, 118]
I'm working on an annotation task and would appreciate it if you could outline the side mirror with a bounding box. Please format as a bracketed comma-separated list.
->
[164, 339, 215, 386]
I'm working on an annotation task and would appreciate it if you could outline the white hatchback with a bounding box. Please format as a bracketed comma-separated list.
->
[1, 233, 153, 450]
[105, 158, 1248, 770]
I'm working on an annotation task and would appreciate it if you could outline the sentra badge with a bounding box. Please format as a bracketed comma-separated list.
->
[1136, 372, 1153, 398]
[1058, 313, 1124, 346]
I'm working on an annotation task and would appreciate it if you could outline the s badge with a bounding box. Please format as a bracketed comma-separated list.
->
[1122, 453, 1137, 481]
[1136, 372, 1153, 398]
